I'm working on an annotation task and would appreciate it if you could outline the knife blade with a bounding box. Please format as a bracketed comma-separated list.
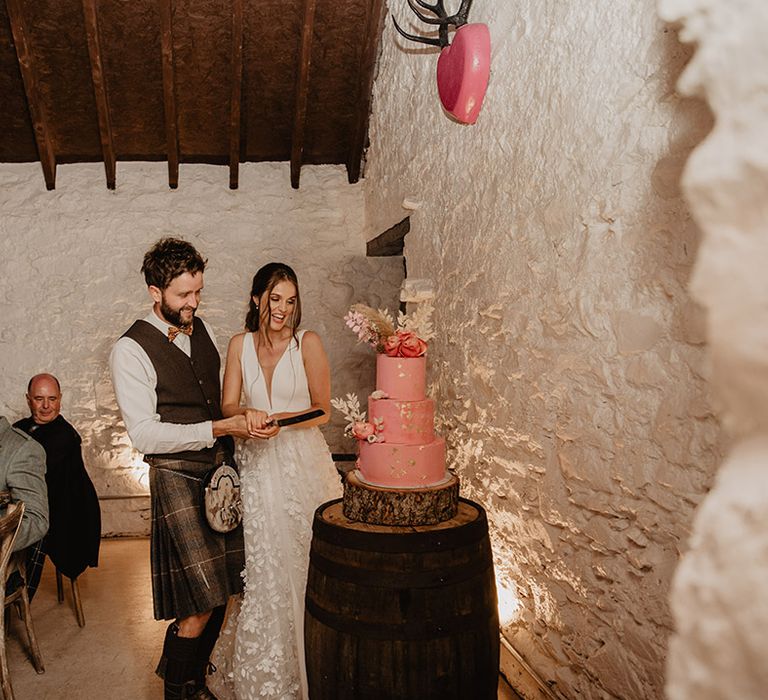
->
[268, 409, 325, 427]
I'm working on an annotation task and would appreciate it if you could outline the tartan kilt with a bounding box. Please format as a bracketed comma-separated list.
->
[149, 455, 244, 621]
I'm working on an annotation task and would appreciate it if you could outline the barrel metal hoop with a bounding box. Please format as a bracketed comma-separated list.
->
[312, 498, 489, 553]
[308, 549, 493, 589]
[305, 596, 497, 641]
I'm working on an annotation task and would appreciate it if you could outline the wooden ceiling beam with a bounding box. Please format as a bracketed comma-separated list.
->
[228, 0, 243, 190]
[290, 0, 317, 190]
[82, 0, 116, 189]
[347, 0, 385, 184]
[5, 0, 57, 190]
[158, 0, 179, 189]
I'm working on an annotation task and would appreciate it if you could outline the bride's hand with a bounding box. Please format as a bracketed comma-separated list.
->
[244, 409, 269, 436]
[262, 415, 281, 439]
[249, 423, 279, 440]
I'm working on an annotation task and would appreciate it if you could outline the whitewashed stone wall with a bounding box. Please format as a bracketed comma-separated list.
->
[0, 162, 402, 536]
[364, 2, 720, 698]
[658, 1, 768, 698]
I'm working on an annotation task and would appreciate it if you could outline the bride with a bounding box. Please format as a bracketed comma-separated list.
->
[214, 262, 342, 699]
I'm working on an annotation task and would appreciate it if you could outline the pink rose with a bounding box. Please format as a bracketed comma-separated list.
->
[351, 421, 375, 441]
[383, 334, 402, 357]
[398, 331, 427, 358]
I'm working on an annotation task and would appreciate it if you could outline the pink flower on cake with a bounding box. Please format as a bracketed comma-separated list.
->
[383, 334, 402, 356]
[351, 421, 376, 441]
[383, 330, 427, 358]
[399, 331, 427, 358]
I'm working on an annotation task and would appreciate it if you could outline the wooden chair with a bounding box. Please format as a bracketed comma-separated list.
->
[54, 569, 85, 627]
[0, 502, 45, 700]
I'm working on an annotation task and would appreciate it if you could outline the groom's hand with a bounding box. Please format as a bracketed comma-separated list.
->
[213, 414, 251, 440]
[244, 408, 270, 435]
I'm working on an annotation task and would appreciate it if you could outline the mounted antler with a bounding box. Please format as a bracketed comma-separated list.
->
[391, 0, 490, 125]
[392, 0, 475, 48]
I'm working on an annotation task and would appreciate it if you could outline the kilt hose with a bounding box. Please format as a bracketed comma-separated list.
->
[149, 454, 245, 621]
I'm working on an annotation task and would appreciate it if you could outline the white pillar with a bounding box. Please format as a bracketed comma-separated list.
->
[658, 1, 768, 697]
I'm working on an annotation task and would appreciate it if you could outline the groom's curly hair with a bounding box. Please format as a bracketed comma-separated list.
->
[141, 237, 207, 290]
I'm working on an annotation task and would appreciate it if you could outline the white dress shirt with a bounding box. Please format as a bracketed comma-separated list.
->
[109, 310, 217, 455]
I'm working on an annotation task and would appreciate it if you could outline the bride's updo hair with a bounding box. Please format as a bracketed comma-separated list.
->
[245, 263, 302, 338]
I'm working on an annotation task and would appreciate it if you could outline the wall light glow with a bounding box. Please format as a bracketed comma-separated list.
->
[496, 572, 523, 626]
[126, 448, 150, 490]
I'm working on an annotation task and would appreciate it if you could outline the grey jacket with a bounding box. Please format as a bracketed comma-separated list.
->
[0, 416, 49, 551]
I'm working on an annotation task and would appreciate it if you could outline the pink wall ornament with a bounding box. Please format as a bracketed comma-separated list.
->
[393, 0, 491, 125]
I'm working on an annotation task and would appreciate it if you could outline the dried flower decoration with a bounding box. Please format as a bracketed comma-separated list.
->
[331, 393, 385, 444]
[331, 394, 365, 436]
[398, 301, 435, 342]
[344, 302, 433, 357]
[331, 394, 384, 442]
[344, 304, 396, 353]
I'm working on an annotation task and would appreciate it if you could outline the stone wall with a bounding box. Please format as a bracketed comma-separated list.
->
[658, 1, 768, 698]
[0, 161, 402, 536]
[364, 1, 720, 698]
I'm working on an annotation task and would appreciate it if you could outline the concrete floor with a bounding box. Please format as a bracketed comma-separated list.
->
[6, 538, 520, 699]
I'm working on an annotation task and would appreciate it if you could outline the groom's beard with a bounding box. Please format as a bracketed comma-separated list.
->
[160, 299, 196, 329]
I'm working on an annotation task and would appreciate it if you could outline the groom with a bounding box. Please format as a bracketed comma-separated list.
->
[110, 237, 250, 699]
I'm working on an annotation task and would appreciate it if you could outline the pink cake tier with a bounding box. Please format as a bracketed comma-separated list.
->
[368, 396, 435, 445]
[358, 438, 446, 488]
[376, 354, 426, 401]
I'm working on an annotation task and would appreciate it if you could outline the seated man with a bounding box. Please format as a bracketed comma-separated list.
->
[0, 414, 48, 552]
[14, 374, 101, 598]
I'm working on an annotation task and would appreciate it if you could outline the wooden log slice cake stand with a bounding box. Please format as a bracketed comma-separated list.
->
[343, 469, 460, 526]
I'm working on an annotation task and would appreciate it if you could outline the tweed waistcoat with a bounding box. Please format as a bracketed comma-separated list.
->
[122, 317, 226, 463]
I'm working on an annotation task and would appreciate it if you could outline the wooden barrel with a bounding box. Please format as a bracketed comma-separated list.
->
[305, 498, 499, 699]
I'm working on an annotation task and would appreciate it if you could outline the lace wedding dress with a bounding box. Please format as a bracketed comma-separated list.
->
[211, 330, 342, 699]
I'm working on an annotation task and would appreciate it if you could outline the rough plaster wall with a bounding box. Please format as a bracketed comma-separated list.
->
[657, 1, 768, 698]
[0, 162, 402, 536]
[364, 2, 720, 698]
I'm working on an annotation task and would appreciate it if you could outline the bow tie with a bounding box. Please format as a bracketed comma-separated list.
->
[167, 325, 193, 342]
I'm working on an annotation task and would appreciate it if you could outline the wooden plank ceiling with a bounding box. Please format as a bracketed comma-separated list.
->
[0, 0, 385, 190]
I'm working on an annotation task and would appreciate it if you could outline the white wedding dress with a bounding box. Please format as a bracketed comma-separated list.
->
[211, 330, 342, 699]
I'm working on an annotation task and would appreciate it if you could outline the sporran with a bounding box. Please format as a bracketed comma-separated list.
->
[201, 463, 242, 533]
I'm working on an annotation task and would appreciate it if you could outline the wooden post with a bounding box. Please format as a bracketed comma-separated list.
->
[5, 0, 57, 190]
[82, 0, 117, 189]
[290, 0, 317, 189]
[228, 0, 244, 190]
[158, 0, 179, 189]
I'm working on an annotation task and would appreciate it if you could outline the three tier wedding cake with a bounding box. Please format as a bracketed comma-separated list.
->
[333, 304, 458, 525]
